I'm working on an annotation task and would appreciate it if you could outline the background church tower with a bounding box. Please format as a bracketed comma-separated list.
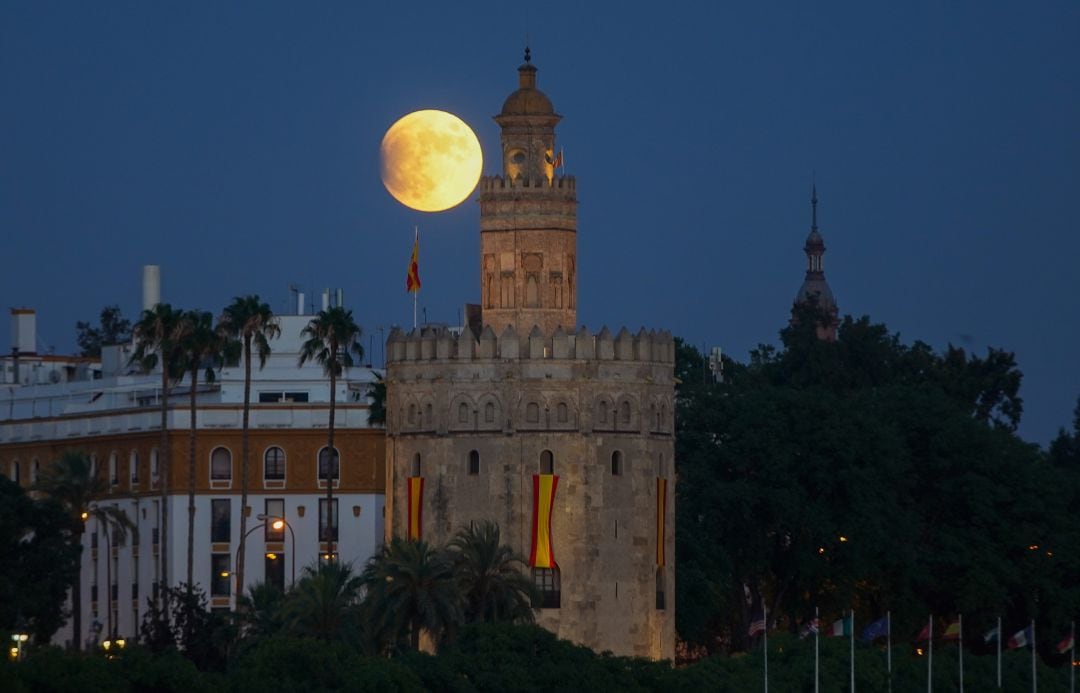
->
[792, 185, 839, 340]
[479, 48, 578, 335]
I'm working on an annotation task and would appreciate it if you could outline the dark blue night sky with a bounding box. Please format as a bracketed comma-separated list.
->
[2, 2, 1077, 445]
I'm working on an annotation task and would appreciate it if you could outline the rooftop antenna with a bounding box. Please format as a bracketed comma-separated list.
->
[811, 181, 819, 233]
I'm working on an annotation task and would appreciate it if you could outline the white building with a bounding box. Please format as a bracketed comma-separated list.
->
[0, 290, 385, 648]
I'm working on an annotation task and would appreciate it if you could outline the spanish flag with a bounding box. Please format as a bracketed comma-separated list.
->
[406, 231, 421, 293]
[529, 474, 558, 568]
[407, 476, 424, 540]
[943, 617, 961, 640]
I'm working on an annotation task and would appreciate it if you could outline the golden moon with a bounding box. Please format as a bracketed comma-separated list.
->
[379, 109, 483, 212]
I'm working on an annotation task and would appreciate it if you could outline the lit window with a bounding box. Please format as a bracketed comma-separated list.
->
[210, 554, 230, 597]
[265, 499, 285, 542]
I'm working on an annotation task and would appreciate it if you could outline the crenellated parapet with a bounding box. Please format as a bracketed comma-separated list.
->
[386, 324, 673, 365]
[479, 174, 576, 194]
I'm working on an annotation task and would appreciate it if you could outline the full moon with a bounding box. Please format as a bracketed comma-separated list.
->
[379, 110, 483, 212]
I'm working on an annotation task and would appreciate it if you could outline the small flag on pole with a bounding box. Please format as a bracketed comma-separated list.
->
[983, 625, 1000, 643]
[915, 622, 932, 642]
[943, 619, 962, 640]
[406, 231, 421, 293]
[799, 617, 820, 639]
[1056, 631, 1074, 654]
[829, 614, 853, 637]
[1007, 625, 1033, 650]
[861, 616, 889, 642]
[749, 601, 766, 637]
[552, 148, 564, 170]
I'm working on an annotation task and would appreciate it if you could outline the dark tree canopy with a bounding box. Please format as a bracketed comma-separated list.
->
[75, 305, 132, 357]
[675, 310, 1076, 655]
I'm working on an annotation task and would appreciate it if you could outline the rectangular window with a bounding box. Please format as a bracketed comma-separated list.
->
[211, 499, 231, 542]
[111, 583, 118, 602]
[132, 581, 138, 601]
[91, 531, 99, 550]
[265, 499, 285, 541]
[152, 527, 160, 546]
[210, 554, 230, 597]
[91, 584, 98, 602]
[318, 499, 338, 542]
[265, 552, 285, 592]
[532, 567, 561, 609]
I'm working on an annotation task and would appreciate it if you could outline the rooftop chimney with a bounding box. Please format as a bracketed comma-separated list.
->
[10, 308, 36, 356]
[142, 265, 161, 311]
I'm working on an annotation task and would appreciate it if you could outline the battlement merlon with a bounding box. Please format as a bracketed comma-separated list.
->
[479, 175, 577, 195]
[385, 325, 675, 366]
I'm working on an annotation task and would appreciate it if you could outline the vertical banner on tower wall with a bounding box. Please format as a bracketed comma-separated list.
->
[407, 476, 424, 540]
[530, 474, 559, 568]
[656, 477, 667, 566]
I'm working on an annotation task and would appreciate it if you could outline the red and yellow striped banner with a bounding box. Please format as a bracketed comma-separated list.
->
[656, 477, 667, 566]
[407, 476, 424, 540]
[529, 474, 559, 568]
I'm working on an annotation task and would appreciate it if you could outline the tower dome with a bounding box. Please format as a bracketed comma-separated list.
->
[498, 47, 557, 117]
[792, 185, 839, 340]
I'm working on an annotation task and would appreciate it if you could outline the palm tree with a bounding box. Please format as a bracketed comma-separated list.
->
[360, 538, 463, 651]
[283, 561, 363, 642]
[34, 450, 104, 650]
[447, 520, 537, 624]
[298, 307, 362, 558]
[131, 303, 187, 609]
[217, 295, 279, 601]
[178, 309, 228, 589]
[89, 503, 137, 640]
[237, 580, 287, 641]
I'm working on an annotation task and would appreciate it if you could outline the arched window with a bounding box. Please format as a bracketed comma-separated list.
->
[130, 451, 139, 483]
[468, 450, 480, 476]
[598, 400, 608, 424]
[540, 450, 554, 475]
[210, 447, 232, 481]
[408, 403, 417, 425]
[458, 402, 470, 423]
[611, 451, 623, 476]
[620, 401, 631, 425]
[424, 403, 434, 426]
[411, 453, 422, 477]
[484, 402, 495, 423]
[556, 402, 568, 423]
[264, 447, 286, 481]
[318, 447, 340, 481]
[526, 402, 540, 423]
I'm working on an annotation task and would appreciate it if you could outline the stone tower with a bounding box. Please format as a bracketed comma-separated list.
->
[792, 185, 839, 340]
[479, 48, 577, 335]
[384, 52, 676, 660]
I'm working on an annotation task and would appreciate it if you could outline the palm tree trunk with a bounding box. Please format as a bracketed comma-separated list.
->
[71, 523, 85, 650]
[236, 336, 252, 602]
[159, 366, 170, 617]
[105, 525, 113, 639]
[186, 368, 198, 589]
[326, 344, 337, 558]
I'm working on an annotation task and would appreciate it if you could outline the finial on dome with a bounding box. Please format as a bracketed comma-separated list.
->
[811, 182, 818, 233]
[524, 45, 531, 64]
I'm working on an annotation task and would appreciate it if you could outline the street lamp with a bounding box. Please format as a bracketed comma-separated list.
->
[10, 633, 28, 661]
[258, 513, 296, 587]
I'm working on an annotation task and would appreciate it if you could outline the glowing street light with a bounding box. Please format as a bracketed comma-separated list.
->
[10, 633, 28, 661]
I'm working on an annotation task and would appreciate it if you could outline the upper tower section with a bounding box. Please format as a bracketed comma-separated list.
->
[479, 49, 578, 336]
[793, 185, 839, 340]
[494, 46, 562, 183]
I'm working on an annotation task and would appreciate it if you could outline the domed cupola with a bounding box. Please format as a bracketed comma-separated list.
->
[494, 47, 562, 183]
[793, 185, 839, 339]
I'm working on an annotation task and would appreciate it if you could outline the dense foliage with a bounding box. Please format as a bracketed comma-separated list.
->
[675, 304, 1080, 659]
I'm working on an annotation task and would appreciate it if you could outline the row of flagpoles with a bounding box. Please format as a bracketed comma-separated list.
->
[750, 605, 1075, 692]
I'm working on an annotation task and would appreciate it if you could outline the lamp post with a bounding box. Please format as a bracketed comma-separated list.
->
[10, 633, 28, 661]
[236, 521, 266, 600]
[258, 513, 296, 587]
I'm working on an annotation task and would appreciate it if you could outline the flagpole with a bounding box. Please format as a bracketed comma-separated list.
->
[959, 613, 964, 693]
[886, 611, 892, 693]
[763, 602, 768, 693]
[815, 606, 820, 693]
[928, 615, 933, 693]
[1031, 619, 1036, 693]
[997, 616, 1002, 689]
[1070, 621, 1075, 693]
[850, 609, 855, 693]
[412, 227, 419, 329]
